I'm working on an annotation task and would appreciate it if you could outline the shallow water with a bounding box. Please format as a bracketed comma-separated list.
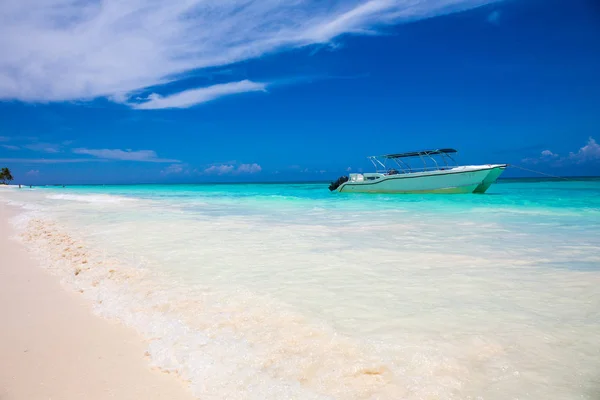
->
[2, 179, 600, 399]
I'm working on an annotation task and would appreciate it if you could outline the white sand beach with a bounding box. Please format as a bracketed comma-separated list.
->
[0, 203, 196, 400]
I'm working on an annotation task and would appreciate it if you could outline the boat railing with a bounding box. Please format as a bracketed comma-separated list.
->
[371, 165, 458, 174]
[368, 151, 459, 175]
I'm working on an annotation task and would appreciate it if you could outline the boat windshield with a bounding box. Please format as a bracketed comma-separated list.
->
[367, 149, 458, 174]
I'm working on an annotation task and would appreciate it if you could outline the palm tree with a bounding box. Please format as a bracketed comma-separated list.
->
[0, 167, 14, 185]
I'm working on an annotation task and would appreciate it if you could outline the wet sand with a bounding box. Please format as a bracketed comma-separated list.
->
[0, 203, 196, 400]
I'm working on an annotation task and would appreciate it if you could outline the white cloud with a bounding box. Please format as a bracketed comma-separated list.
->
[0, 158, 101, 164]
[132, 80, 266, 110]
[541, 150, 556, 157]
[522, 137, 600, 165]
[522, 149, 559, 164]
[26, 169, 40, 176]
[203, 163, 262, 175]
[297, 167, 328, 174]
[73, 148, 179, 162]
[161, 163, 185, 175]
[0, 0, 498, 105]
[1, 144, 20, 150]
[522, 149, 560, 164]
[203, 165, 236, 175]
[569, 137, 600, 163]
[25, 142, 61, 153]
[236, 163, 262, 174]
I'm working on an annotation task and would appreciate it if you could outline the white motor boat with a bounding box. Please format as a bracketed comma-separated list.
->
[329, 149, 506, 194]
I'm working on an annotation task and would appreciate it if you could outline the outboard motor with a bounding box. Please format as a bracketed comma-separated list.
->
[329, 175, 349, 191]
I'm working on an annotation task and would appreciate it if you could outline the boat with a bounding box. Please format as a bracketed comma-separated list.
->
[329, 148, 506, 194]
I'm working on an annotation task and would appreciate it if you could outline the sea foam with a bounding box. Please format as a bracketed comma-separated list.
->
[46, 193, 137, 204]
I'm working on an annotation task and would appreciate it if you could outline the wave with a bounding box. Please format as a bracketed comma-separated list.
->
[45, 193, 137, 204]
[11, 215, 492, 400]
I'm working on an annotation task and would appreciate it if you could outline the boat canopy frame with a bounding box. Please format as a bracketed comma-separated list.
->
[367, 149, 459, 174]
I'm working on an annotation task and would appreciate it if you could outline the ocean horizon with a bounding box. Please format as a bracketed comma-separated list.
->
[19, 175, 600, 188]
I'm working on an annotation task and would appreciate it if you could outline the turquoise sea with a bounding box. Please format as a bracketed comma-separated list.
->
[2, 178, 600, 399]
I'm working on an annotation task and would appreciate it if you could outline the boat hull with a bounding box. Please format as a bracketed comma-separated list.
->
[337, 165, 506, 194]
[473, 165, 506, 193]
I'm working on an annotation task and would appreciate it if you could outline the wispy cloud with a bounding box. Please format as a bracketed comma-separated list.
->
[73, 148, 179, 163]
[297, 167, 328, 174]
[288, 165, 328, 174]
[160, 163, 186, 175]
[203, 163, 262, 175]
[26, 169, 40, 176]
[2, 142, 180, 164]
[236, 163, 262, 174]
[522, 137, 600, 165]
[0, 158, 102, 164]
[25, 142, 62, 153]
[0, 0, 498, 105]
[204, 165, 235, 175]
[132, 80, 266, 110]
[0, 136, 9, 142]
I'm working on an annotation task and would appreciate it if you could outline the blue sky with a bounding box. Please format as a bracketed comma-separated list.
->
[0, 0, 599, 184]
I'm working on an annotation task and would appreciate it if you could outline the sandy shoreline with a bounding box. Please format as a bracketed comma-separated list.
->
[0, 203, 196, 400]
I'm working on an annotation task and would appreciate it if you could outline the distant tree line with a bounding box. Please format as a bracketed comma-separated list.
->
[1, 167, 14, 184]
